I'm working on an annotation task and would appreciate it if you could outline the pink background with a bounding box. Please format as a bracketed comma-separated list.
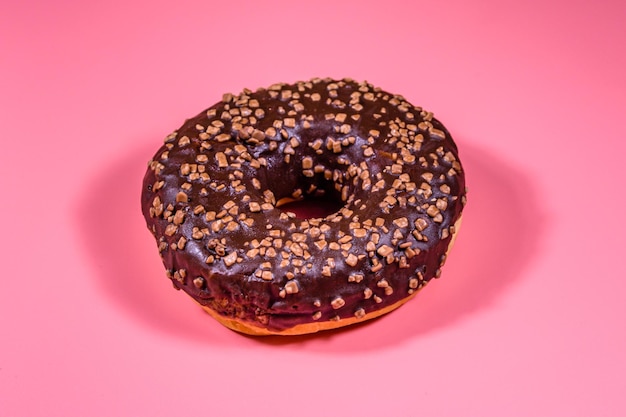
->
[2, 0, 626, 415]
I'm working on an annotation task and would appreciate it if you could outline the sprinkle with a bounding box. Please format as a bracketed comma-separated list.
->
[173, 210, 185, 225]
[175, 192, 188, 203]
[427, 205, 440, 218]
[354, 308, 366, 319]
[290, 243, 304, 257]
[193, 277, 205, 289]
[224, 251, 237, 266]
[331, 297, 346, 309]
[348, 273, 364, 283]
[364, 288, 373, 299]
[415, 218, 428, 231]
[164, 224, 177, 236]
[377, 245, 393, 257]
[393, 217, 409, 228]
[215, 152, 228, 167]
[284, 281, 299, 294]
[345, 254, 358, 267]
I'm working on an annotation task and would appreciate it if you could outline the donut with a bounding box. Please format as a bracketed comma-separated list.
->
[141, 78, 467, 335]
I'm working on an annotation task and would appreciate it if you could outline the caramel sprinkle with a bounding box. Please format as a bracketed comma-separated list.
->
[331, 297, 346, 309]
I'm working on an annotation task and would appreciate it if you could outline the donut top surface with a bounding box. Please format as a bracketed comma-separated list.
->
[141, 77, 466, 332]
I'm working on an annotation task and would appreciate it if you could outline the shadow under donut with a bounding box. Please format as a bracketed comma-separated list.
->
[74, 138, 546, 351]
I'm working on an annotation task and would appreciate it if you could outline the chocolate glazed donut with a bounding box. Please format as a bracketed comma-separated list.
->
[141, 78, 467, 335]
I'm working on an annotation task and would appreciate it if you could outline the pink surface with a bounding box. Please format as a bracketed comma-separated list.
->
[2, 0, 626, 415]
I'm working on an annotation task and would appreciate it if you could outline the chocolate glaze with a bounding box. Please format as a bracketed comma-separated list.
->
[141, 78, 466, 333]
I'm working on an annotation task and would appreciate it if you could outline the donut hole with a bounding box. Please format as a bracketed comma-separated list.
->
[276, 193, 344, 219]
[267, 158, 355, 220]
